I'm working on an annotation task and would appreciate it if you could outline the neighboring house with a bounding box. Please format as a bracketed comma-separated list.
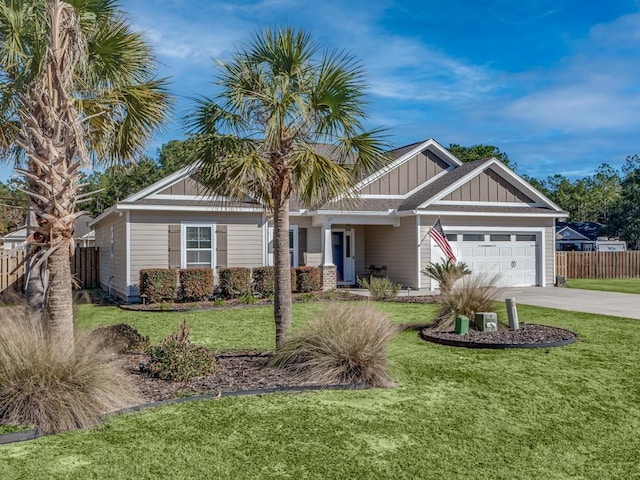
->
[2, 214, 95, 250]
[91, 138, 568, 302]
[555, 222, 626, 252]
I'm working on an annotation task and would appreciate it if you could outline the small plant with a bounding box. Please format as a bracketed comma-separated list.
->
[146, 320, 216, 381]
[322, 289, 337, 301]
[178, 268, 214, 302]
[91, 323, 150, 354]
[421, 259, 471, 292]
[297, 293, 317, 302]
[218, 267, 252, 298]
[270, 304, 397, 387]
[0, 288, 24, 306]
[357, 276, 400, 300]
[0, 308, 138, 433]
[252, 266, 275, 297]
[212, 298, 225, 306]
[239, 294, 258, 305]
[433, 274, 502, 330]
[140, 269, 178, 303]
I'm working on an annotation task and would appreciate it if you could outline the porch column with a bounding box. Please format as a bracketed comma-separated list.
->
[321, 223, 333, 266]
[320, 223, 337, 290]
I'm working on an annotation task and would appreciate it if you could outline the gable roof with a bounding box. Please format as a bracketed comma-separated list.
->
[556, 222, 604, 241]
[91, 138, 568, 222]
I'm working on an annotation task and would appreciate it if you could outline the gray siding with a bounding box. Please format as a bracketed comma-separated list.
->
[94, 214, 127, 300]
[360, 150, 449, 195]
[157, 176, 206, 196]
[128, 211, 264, 295]
[364, 217, 417, 287]
[442, 167, 534, 203]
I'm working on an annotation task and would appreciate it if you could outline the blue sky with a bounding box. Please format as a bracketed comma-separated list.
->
[2, 0, 640, 182]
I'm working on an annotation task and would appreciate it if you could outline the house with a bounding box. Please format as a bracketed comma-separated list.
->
[555, 222, 626, 252]
[2, 214, 95, 250]
[91, 139, 568, 302]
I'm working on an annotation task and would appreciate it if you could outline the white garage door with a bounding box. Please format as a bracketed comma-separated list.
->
[435, 233, 539, 287]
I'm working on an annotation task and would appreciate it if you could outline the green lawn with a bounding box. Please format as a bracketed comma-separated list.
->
[567, 277, 640, 294]
[1, 302, 640, 479]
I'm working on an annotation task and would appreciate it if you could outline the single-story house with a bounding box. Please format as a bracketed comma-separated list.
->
[91, 138, 568, 302]
[2, 214, 95, 250]
[555, 222, 626, 252]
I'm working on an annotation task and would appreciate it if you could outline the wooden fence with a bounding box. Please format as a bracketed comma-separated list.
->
[556, 251, 640, 279]
[0, 247, 100, 293]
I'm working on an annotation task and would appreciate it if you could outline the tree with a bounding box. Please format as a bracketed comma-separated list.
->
[0, 0, 170, 347]
[448, 144, 515, 170]
[0, 179, 26, 235]
[609, 156, 640, 247]
[189, 28, 387, 349]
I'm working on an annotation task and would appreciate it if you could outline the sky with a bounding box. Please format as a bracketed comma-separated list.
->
[2, 0, 640, 182]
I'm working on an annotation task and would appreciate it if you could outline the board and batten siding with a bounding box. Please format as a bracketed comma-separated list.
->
[420, 216, 555, 287]
[360, 150, 449, 196]
[441, 167, 534, 203]
[157, 176, 206, 196]
[94, 214, 127, 300]
[128, 211, 264, 295]
[364, 217, 417, 288]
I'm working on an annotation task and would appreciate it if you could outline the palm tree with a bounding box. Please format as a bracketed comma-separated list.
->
[189, 28, 388, 349]
[0, 0, 170, 348]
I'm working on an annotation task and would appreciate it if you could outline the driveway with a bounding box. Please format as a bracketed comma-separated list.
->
[501, 287, 640, 320]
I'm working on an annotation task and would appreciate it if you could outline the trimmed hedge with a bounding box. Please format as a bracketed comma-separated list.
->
[139, 269, 177, 303]
[252, 266, 275, 297]
[218, 267, 252, 298]
[179, 268, 214, 302]
[293, 267, 322, 293]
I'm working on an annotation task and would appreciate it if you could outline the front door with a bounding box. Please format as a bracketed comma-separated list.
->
[332, 230, 355, 285]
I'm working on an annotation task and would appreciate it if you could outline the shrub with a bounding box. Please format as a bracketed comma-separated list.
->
[433, 274, 502, 329]
[140, 269, 177, 303]
[357, 276, 400, 300]
[218, 267, 252, 298]
[146, 320, 216, 381]
[91, 323, 150, 354]
[421, 259, 471, 293]
[0, 288, 24, 306]
[294, 267, 322, 293]
[290, 268, 297, 293]
[239, 294, 258, 304]
[252, 266, 275, 297]
[0, 308, 138, 433]
[270, 304, 397, 387]
[179, 268, 214, 302]
[297, 293, 317, 302]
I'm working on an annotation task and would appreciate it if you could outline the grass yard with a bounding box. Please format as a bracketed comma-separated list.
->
[1, 301, 640, 479]
[567, 277, 640, 294]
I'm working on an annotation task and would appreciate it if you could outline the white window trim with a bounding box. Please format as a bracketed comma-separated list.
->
[180, 222, 216, 269]
[109, 226, 114, 258]
[266, 225, 299, 267]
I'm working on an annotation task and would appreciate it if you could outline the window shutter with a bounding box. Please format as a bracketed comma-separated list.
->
[216, 225, 227, 268]
[168, 224, 181, 268]
[298, 227, 307, 266]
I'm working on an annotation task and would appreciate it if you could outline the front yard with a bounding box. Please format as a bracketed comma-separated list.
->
[567, 277, 640, 294]
[1, 301, 639, 479]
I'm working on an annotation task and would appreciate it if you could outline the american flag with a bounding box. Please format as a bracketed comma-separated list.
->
[429, 218, 456, 262]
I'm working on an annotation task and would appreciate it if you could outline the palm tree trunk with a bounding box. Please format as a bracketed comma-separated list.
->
[273, 192, 292, 350]
[46, 245, 74, 351]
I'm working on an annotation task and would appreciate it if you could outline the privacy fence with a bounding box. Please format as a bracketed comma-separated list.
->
[556, 251, 640, 279]
[0, 247, 100, 294]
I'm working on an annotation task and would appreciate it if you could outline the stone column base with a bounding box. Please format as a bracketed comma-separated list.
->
[321, 265, 337, 291]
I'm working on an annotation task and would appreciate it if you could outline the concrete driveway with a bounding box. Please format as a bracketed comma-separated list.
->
[501, 287, 640, 320]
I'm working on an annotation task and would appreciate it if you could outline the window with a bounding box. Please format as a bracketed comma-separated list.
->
[490, 234, 511, 242]
[516, 234, 537, 242]
[109, 226, 114, 257]
[463, 234, 484, 242]
[182, 224, 214, 268]
[267, 226, 298, 267]
[447, 234, 458, 242]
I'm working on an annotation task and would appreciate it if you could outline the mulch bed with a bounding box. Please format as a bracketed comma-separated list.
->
[113, 352, 320, 403]
[420, 322, 577, 349]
